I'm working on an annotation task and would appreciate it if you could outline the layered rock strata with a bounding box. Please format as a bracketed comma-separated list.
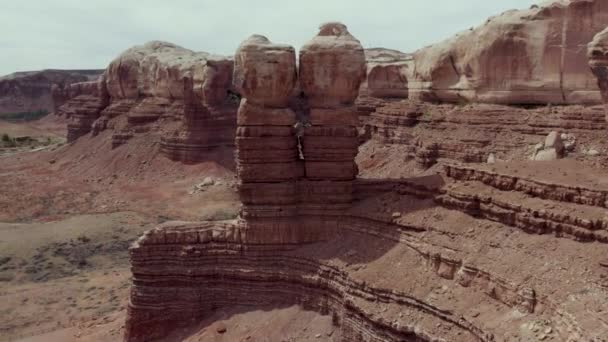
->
[159, 74, 236, 162]
[54, 41, 237, 160]
[125, 22, 608, 342]
[368, 100, 607, 167]
[233, 35, 303, 243]
[60, 78, 109, 142]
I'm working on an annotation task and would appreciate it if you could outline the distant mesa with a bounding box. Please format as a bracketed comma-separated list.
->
[0, 69, 103, 115]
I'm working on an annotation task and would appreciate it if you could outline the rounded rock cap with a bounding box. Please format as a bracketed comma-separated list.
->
[299, 22, 366, 107]
[318, 22, 350, 37]
[234, 35, 297, 107]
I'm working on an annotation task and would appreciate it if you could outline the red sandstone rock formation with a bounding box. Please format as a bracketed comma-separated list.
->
[124, 22, 608, 342]
[410, 0, 608, 105]
[61, 78, 109, 142]
[233, 34, 303, 243]
[365, 99, 607, 167]
[55, 41, 236, 160]
[299, 22, 366, 229]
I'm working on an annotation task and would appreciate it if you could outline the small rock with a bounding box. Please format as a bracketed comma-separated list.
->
[544, 327, 552, 334]
[586, 149, 600, 157]
[392, 212, 402, 218]
[544, 131, 564, 155]
[534, 148, 558, 161]
[216, 323, 227, 334]
[487, 153, 496, 164]
[315, 333, 321, 338]
[196, 177, 215, 190]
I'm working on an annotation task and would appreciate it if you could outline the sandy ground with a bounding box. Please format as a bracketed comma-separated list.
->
[0, 118, 242, 341]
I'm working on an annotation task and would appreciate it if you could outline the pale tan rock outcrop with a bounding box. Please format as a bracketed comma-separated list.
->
[410, 0, 608, 105]
[588, 26, 608, 107]
[104, 41, 232, 102]
[58, 41, 237, 159]
[233, 35, 303, 243]
[361, 48, 411, 99]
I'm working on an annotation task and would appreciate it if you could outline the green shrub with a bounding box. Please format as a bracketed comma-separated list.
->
[0, 110, 49, 122]
[1, 134, 16, 148]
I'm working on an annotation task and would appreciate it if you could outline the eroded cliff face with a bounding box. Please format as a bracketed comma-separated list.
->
[56, 41, 237, 159]
[410, 0, 608, 105]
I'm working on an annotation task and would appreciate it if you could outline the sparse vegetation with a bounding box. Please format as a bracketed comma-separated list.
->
[0, 109, 49, 122]
[0, 132, 60, 149]
[1, 133, 17, 147]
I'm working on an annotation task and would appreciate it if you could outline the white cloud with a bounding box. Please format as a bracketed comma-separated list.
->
[0, 0, 537, 75]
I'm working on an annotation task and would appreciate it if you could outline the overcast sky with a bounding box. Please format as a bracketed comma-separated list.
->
[0, 0, 538, 76]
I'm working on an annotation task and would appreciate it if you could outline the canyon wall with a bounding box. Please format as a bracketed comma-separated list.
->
[409, 0, 608, 105]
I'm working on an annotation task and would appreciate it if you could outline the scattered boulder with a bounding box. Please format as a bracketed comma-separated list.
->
[544, 131, 564, 156]
[561, 133, 576, 152]
[216, 323, 227, 334]
[534, 148, 559, 161]
[533, 131, 567, 161]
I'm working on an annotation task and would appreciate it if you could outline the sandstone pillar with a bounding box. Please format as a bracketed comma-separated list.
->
[588, 26, 608, 123]
[298, 22, 366, 227]
[233, 35, 303, 243]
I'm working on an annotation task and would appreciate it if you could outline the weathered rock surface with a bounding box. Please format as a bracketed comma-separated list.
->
[300, 22, 365, 224]
[410, 0, 608, 105]
[61, 78, 110, 142]
[588, 25, 608, 126]
[0, 69, 102, 114]
[367, 100, 607, 167]
[126, 23, 372, 341]
[361, 48, 411, 99]
[55, 41, 237, 159]
[299, 22, 366, 108]
[123, 20, 608, 342]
